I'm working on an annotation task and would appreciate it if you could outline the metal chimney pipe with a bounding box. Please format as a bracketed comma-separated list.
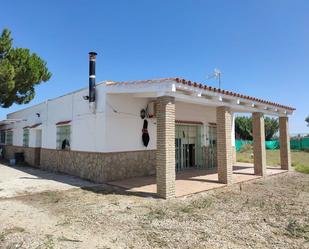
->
[89, 52, 97, 113]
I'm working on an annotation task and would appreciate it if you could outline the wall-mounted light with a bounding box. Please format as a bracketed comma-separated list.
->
[83, 95, 89, 100]
[140, 109, 146, 119]
[36, 113, 40, 117]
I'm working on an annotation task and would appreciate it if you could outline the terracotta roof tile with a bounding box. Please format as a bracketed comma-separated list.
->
[107, 77, 295, 111]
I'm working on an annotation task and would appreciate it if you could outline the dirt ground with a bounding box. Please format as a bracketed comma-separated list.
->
[0, 170, 308, 249]
[0, 163, 96, 198]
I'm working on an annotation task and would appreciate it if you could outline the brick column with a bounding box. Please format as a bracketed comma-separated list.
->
[216, 106, 233, 184]
[279, 116, 291, 170]
[252, 112, 266, 176]
[156, 96, 176, 199]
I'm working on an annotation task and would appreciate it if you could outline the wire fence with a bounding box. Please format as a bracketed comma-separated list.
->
[236, 137, 309, 151]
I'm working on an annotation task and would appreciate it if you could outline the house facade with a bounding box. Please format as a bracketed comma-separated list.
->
[0, 55, 295, 199]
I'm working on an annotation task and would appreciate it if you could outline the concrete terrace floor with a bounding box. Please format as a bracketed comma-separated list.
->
[108, 162, 287, 197]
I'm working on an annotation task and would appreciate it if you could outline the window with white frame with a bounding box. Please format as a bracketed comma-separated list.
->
[56, 125, 71, 150]
[23, 129, 29, 147]
[6, 130, 13, 145]
[0, 130, 5, 144]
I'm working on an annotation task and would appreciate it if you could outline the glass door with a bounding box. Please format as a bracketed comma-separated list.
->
[175, 124, 206, 171]
[175, 124, 217, 171]
[207, 125, 217, 169]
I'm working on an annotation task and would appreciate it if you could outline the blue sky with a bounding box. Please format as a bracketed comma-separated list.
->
[1, 0, 308, 133]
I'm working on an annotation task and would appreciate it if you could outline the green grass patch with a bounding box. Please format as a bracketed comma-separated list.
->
[294, 164, 309, 174]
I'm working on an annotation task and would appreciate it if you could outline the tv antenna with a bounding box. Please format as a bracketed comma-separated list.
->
[207, 69, 222, 89]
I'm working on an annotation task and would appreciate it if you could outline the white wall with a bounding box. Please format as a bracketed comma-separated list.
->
[103, 99, 221, 152]
[5, 85, 106, 152]
[175, 102, 216, 124]
[104, 94, 157, 152]
[4, 87, 237, 153]
[71, 86, 106, 152]
[7, 102, 46, 147]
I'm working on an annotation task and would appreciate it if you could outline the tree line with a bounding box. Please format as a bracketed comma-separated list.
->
[235, 116, 279, 141]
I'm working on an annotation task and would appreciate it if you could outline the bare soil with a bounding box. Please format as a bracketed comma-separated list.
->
[0, 171, 308, 249]
[0, 163, 96, 198]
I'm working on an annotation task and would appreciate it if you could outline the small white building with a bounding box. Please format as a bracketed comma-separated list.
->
[0, 55, 295, 199]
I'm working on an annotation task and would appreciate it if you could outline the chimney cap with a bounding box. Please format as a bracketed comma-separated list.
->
[89, 51, 97, 56]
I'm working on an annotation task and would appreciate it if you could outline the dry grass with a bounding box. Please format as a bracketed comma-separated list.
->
[237, 150, 309, 173]
[0, 171, 309, 248]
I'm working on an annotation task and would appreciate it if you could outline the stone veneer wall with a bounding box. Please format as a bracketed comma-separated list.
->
[3, 145, 41, 167]
[40, 148, 156, 183]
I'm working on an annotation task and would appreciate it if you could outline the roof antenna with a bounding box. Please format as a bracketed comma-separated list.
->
[207, 69, 222, 89]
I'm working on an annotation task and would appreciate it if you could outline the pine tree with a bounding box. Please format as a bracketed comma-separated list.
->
[0, 28, 51, 107]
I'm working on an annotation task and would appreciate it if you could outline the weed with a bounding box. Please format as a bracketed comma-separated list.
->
[180, 198, 212, 214]
[41, 234, 54, 249]
[0, 227, 25, 242]
[274, 203, 282, 213]
[285, 219, 309, 241]
[145, 230, 169, 248]
[145, 207, 167, 220]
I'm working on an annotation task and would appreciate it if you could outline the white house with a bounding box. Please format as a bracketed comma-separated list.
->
[0, 53, 295, 198]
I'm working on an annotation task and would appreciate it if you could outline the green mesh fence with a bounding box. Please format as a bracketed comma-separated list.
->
[265, 140, 280, 150]
[290, 137, 309, 150]
[235, 140, 252, 151]
[236, 137, 309, 151]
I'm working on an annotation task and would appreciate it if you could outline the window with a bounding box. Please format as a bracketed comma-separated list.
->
[6, 130, 13, 145]
[0, 130, 5, 144]
[23, 129, 29, 147]
[56, 125, 71, 150]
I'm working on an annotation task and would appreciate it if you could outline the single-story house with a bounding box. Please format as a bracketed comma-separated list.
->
[0, 53, 295, 198]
